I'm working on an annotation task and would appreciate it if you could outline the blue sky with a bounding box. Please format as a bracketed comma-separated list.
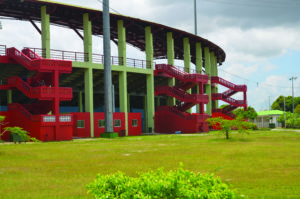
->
[0, 0, 299, 112]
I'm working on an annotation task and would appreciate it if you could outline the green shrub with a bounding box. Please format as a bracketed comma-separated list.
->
[247, 123, 258, 130]
[87, 167, 246, 199]
[269, 123, 275, 129]
[259, 127, 271, 131]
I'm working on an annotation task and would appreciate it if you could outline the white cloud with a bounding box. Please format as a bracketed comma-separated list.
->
[206, 26, 300, 64]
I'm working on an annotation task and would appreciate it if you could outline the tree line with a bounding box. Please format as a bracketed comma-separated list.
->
[271, 95, 300, 114]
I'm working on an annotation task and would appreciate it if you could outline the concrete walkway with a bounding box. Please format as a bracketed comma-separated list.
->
[271, 129, 300, 133]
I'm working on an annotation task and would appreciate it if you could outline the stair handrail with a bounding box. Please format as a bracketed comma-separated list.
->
[212, 93, 245, 106]
[8, 103, 32, 121]
[211, 76, 246, 91]
[7, 47, 33, 69]
[156, 86, 208, 103]
[223, 89, 236, 97]
[22, 48, 43, 60]
[157, 106, 185, 119]
[156, 64, 187, 79]
[7, 76, 33, 95]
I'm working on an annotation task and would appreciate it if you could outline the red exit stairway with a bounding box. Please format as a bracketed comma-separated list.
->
[0, 47, 73, 141]
[211, 76, 247, 119]
[154, 64, 210, 133]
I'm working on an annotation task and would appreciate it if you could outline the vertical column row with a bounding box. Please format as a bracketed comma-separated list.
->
[167, 32, 175, 106]
[118, 20, 128, 136]
[211, 52, 217, 110]
[205, 47, 212, 116]
[83, 13, 94, 137]
[145, 26, 155, 132]
[196, 43, 204, 114]
[183, 38, 192, 113]
[41, 6, 50, 59]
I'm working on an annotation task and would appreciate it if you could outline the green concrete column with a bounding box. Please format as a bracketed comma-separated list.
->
[196, 42, 203, 113]
[83, 13, 94, 137]
[118, 20, 126, 66]
[84, 69, 94, 137]
[211, 52, 218, 109]
[215, 56, 219, 108]
[167, 32, 175, 106]
[41, 6, 50, 59]
[205, 47, 212, 116]
[119, 71, 128, 135]
[183, 37, 191, 73]
[144, 96, 147, 131]
[7, 90, 12, 104]
[118, 20, 128, 135]
[127, 94, 130, 112]
[145, 26, 154, 69]
[83, 13, 92, 62]
[78, 91, 83, 112]
[156, 97, 160, 107]
[184, 37, 192, 113]
[146, 76, 155, 132]
[145, 26, 155, 132]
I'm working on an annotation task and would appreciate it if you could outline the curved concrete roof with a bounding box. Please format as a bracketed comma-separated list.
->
[0, 0, 226, 66]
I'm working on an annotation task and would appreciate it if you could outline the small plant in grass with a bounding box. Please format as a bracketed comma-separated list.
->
[0, 116, 6, 142]
[206, 117, 252, 139]
[4, 126, 40, 143]
[87, 166, 246, 199]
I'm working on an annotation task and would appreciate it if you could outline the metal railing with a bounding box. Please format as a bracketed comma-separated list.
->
[211, 76, 247, 91]
[25, 47, 152, 69]
[212, 93, 245, 106]
[27, 47, 88, 62]
[126, 58, 151, 69]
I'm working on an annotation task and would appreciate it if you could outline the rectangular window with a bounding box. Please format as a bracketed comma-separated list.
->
[132, 119, 138, 127]
[114, 119, 121, 127]
[43, 116, 56, 122]
[99, 120, 105, 128]
[77, 120, 85, 128]
[60, 116, 71, 122]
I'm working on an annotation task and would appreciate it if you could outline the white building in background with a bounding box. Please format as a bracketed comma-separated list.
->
[250, 110, 285, 128]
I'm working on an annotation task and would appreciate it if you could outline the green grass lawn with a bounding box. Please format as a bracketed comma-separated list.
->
[1, 130, 300, 199]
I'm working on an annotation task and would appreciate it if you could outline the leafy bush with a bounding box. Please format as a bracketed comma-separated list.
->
[247, 123, 258, 130]
[87, 167, 246, 199]
[4, 126, 40, 143]
[259, 127, 271, 131]
[206, 117, 252, 139]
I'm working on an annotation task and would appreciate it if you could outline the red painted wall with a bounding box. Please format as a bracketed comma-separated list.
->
[128, 112, 142, 136]
[94, 112, 126, 137]
[71, 112, 142, 137]
[155, 112, 199, 134]
[72, 112, 91, 138]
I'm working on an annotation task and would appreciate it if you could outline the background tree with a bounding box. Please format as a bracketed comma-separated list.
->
[206, 117, 252, 139]
[271, 95, 300, 112]
[294, 104, 300, 114]
[277, 112, 300, 128]
[233, 106, 258, 119]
